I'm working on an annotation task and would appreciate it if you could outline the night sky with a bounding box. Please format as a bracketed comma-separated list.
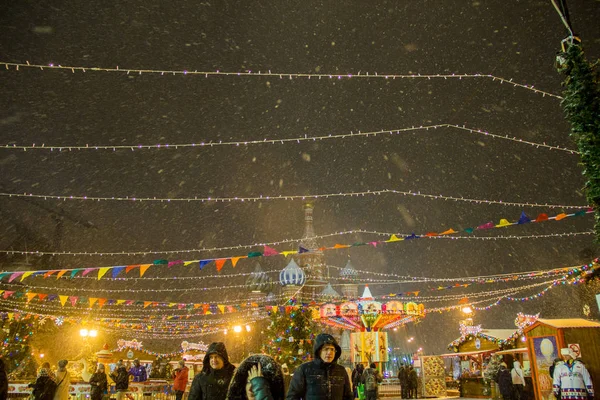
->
[1, 0, 600, 356]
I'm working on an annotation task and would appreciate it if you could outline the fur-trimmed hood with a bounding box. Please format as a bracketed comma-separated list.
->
[313, 333, 342, 364]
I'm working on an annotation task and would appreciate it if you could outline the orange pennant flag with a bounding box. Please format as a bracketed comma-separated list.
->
[59, 295, 69, 306]
[425, 232, 438, 237]
[125, 265, 140, 274]
[215, 259, 227, 272]
[440, 229, 457, 235]
[555, 213, 568, 220]
[26, 293, 38, 302]
[97, 298, 107, 308]
[44, 270, 57, 278]
[333, 244, 350, 249]
[194, 304, 202, 309]
[140, 264, 151, 277]
[38, 293, 48, 301]
[144, 301, 152, 308]
[89, 298, 98, 307]
[56, 270, 68, 279]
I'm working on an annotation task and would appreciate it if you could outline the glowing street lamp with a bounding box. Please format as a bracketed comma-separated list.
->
[80, 329, 89, 337]
[89, 329, 98, 337]
[233, 325, 242, 333]
[462, 306, 474, 315]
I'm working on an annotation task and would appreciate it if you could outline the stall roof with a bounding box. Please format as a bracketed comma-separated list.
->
[480, 329, 517, 340]
[535, 318, 600, 329]
[494, 348, 528, 355]
[439, 350, 495, 358]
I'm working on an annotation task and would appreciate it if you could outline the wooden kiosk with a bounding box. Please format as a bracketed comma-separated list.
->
[523, 318, 600, 400]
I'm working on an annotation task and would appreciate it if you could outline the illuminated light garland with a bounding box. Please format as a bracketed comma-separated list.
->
[0, 189, 588, 210]
[0, 62, 562, 99]
[1, 230, 591, 257]
[0, 124, 577, 154]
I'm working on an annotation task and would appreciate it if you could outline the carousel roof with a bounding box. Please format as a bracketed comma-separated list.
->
[360, 285, 374, 300]
[279, 258, 306, 286]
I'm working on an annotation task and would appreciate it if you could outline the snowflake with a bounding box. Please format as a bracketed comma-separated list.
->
[55, 317, 64, 326]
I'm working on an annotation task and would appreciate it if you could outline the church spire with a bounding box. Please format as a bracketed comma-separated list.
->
[300, 202, 318, 250]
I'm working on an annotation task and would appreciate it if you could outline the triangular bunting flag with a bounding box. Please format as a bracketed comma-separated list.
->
[496, 219, 512, 228]
[112, 266, 125, 278]
[464, 228, 474, 234]
[247, 252, 262, 258]
[126, 265, 139, 274]
[144, 301, 152, 308]
[70, 296, 78, 306]
[44, 270, 58, 278]
[21, 271, 34, 282]
[217, 304, 225, 313]
[97, 298, 107, 308]
[82, 268, 95, 277]
[440, 229, 457, 235]
[425, 232, 438, 237]
[518, 211, 531, 224]
[116, 300, 126, 305]
[168, 260, 183, 267]
[56, 270, 68, 279]
[369, 242, 378, 247]
[98, 267, 110, 280]
[59, 295, 69, 307]
[8, 272, 24, 283]
[263, 246, 279, 256]
[386, 234, 402, 242]
[298, 246, 309, 254]
[280, 251, 297, 257]
[215, 259, 227, 272]
[555, 213, 568, 220]
[139, 264, 151, 277]
[333, 244, 350, 249]
[70, 269, 81, 279]
[89, 298, 98, 307]
[199, 260, 212, 270]
[535, 213, 549, 222]
[184, 260, 199, 266]
[38, 293, 48, 301]
[153, 259, 168, 265]
[477, 222, 495, 230]
[26, 293, 37, 302]
[2, 291, 14, 299]
[230, 257, 243, 267]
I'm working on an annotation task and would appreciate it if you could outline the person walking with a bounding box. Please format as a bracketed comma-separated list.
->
[0, 359, 8, 400]
[553, 348, 594, 400]
[226, 354, 285, 400]
[511, 361, 526, 400]
[408, 365, 418, 399]
[53, 360, 71, 400]
[173, 360, 189, 400]
[89, 364, 108, 400]
[361, 363, 383, 400]
[188, 342, 236, 400]
[28, 364, 57, 400]
[495, 363, 514, 400]
[398, 365, 408, 399]
[285, 333, 353, 400]
[128, 360, 147, 382]
[351, 364, 364, 399]
[110, 360, 129, 400]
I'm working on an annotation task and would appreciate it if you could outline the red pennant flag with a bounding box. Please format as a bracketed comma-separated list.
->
[215, 259, 227, 272]
[536, 213, 549, 222]
[70, 296, 78, 306]
[126, 265, 140, 274]
[38, 293, 48, 301]
[263, 246, 279, 256]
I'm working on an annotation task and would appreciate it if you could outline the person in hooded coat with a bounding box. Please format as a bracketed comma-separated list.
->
[495, 362, 513, 400]
[351, 364, 364, 398]
[110, 360, 129, 400]
[188, 342, 236, 400]
[285, 333, 353, 400]
[511, 361, 526, 400]
[53, 360, 71, 400]
[28, 364, 57, 400]
[226, 354, 285, 400]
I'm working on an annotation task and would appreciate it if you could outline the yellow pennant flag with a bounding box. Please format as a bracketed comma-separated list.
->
[56, 270, 68, 279]
[168, 303, 177, 307]
[21, 271, 34, 282]
[98, 267, 110, 280]
[89, 298, 98, 307]
[184, 260, 199, 266]
[496, 219, 512, 228]
[7, 313, 14, 320]
[271, 306, 278, 314]
[116, 299, 126, 305]
[280, 251, 298, 257]
[144, 301, 152, 308]
[386, 234, 402, 242]
[230, 257, 242, 268]
[59, 295, 69, 307]
[140, 264, 151, 277]
[217, 304, 225, 313]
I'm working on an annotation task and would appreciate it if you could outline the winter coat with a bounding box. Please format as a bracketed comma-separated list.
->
[361, 368, 383, 393]
[552, 360, 594, 400]
[89, 372, 108, 400]
[398, 367, 408, 384]
[173, 366, 189, 392]
[495, 368, 513, 398]
[188, 342, 236, 400]
[285, 333, 353, 400]
[408, 368, 418, 388]
[29, 371, 57, 400]
[352, 365, 364, 388]
[0, 364, 8, 400]
[53, 370, 71, 400]
[511, 361, 525, 386]
[110, 366, 129, 391]
[129, 365, 147, 382]
[226, 354, 285, 400]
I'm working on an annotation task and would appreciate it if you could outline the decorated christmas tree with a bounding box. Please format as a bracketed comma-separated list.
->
[262, 306, 317, 371]
[1, 317, 38, 379]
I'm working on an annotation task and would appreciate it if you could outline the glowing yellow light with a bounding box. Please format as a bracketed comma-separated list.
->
[89, 329, 98, 337]
[245, 325, 251, 332]
[233, 325, 242, 333]
[80, 329, 89, 337]
[462, 306, 473, 315]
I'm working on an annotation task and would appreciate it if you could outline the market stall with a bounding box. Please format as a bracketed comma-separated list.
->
[523, 318, 600, 400]
[419, 355, 447, 398]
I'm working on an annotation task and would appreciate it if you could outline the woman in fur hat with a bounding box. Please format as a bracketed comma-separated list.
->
[226, 354, 285, 400]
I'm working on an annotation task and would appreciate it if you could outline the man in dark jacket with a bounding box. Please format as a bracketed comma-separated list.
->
[361, 362, 383, 400]
[398, 365, 408, 399]
[188, 342, 235, 400]
[285, 333, 353, 400]
[110, 360, 129, 400]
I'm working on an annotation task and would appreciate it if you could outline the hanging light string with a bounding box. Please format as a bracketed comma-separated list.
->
[0, 189, 588, 209]
[0, 124, 577, 154]
[1, 61, 562, 99]
[1, 230, 591, 257]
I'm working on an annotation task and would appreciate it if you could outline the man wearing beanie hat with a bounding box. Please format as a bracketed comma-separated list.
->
[553, 348, 594, 400]
[188, 342, 235, 400]
[286, 333, 352, 400]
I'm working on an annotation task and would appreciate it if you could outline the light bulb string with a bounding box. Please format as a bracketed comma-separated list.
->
[0, 124, 576, 153]
[1, 62, 563, 99]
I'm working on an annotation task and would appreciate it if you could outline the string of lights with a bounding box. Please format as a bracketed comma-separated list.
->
[0, 188, 588, 209]
[1, 230, 591, 257]
[1, 62, 562, 99]
[0, 124, 577, 154]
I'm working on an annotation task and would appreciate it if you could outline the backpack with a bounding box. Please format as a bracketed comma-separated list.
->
[365, 369, 378, 391]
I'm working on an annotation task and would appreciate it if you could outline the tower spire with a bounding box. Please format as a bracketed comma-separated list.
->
[300, 202, 318, 250]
